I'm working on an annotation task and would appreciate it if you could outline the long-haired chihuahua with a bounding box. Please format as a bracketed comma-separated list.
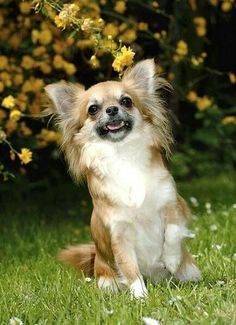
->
[45, 59, 201, 299]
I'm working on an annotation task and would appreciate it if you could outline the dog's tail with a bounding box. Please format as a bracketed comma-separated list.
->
[58, 243, 96, 277]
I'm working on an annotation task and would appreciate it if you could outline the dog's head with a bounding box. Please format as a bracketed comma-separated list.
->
[45, 59, 173, 178]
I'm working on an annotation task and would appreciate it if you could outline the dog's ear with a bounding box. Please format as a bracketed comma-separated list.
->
[44, 81, 85, 116]
[122, 59, 156, 95]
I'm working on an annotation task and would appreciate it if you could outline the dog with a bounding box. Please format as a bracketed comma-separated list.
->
[45, 59, 201, 299]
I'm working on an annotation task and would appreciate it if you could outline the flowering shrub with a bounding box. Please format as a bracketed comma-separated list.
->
[0, 0, 235, 180]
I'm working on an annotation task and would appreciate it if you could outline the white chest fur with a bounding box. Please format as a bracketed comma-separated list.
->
[82, 136, 177, 278]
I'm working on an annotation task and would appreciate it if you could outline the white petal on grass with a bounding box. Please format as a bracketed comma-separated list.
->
[210, 224, 218, 232]
[85, 277, 92, 282]
[190, 197, 199, 207]
[143, 317, 161, 325]
[222, 211, 229, 217]
[232, 203, 236, 209]
[205, 202, 211, 210]
[216, 280, 225, 286]
[168, 295, 182, 305]
[211, 244, 222, 250]
[9, 318, 23, 325]
[104, 308, 114, 315]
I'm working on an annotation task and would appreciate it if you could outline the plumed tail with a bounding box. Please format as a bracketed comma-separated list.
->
[58, 243, 96, 277]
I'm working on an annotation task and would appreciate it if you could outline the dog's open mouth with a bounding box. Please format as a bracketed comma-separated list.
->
[97, 118, 133, 140]
[104, 120, 127, 132]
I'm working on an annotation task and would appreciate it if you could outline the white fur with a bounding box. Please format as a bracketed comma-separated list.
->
[97, 276, 120, 292]
[175, 263, 202, 282]
[130, 277, 148, 299]
[163, 224, 188, 274]
[80, 123, 181, 293]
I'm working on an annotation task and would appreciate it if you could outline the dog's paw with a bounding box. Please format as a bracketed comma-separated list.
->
[130, 278, 148, 299]
[163, 254, 182, 274]
[97, 276, 119, 292]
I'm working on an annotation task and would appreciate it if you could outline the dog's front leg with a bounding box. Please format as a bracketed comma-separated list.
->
[111, 226, 147, 299]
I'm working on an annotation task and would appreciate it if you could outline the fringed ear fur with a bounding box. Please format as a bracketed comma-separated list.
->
[122, 59, 174, 158]
[44, 81, 85, 116]
[122, 58, 172, 96]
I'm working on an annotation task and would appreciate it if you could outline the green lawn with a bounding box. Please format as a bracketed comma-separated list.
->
[0, 174, 236, 324]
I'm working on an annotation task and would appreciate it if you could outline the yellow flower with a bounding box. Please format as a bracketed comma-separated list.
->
[21, 55, 35, 70]
[36, 129, 61, 148]
[5, 120, 17, 135]
[38, 29, 52, 45]
[193, 17, 207, 37]
[10, 109, 22, 122]
[152, 1, 159, 8]
[13, 74, 24, 86]
[81, 18, 93, 32]
[2, 95, 15, 109]
[196, 96, 212, 111]
[0, 81, 4, 92]
[33, 46, 46, 56]
[89, 55, 100, 69]
[119, 29, 137, 43]
[0, 109, 7, 120]
[112, 46, 135, 72]
[114, 1, 126, 14]
[18, 148, 33, 164]
[222, 116, 236, 125]
[63, 62, 77, 75]
[0, 129, 6, 141]
[138, 22, 148, 31]
[221, 1, 233, 12]
[76, 39, 95, 49]
[229, 72, 236, 84]
[0, 56, 8, 70]
[191, 56, 204, 66]
[19, 1, 32, 14]
[54, 16, 65, 29]
[10, 150, 16, 161]
[1, 72, 11, 86]
[154, 32, 161, 40]
[186, 91, 198, 102]
[167, 72, 175, 81]
[103, 23, 119, 38]
[208, 0, 218, 6]
[54, 4, 80, 29]
[38, 62, 52, 74]
[53, 55, 64, 69]
[31, 29, 40, 43]
[19, 122, 32, 137]
[176, 40, 188, 56]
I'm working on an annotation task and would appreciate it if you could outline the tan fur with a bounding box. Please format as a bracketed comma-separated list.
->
[163, 195, 190, 224]
[45, 59, 201, 297]
[58, 244, 95, 277]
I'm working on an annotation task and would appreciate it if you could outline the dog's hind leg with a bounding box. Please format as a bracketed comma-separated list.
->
[174, 249, 201, 282]
[94, 253, 120, 292]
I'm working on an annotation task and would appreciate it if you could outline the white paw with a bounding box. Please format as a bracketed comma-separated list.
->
[163, 254, 181, 274]
[97, 276, 119, 292]
[130, 278, 148, 299]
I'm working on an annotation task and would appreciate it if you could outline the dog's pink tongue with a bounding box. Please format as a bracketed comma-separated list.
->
[107, 121, 124, 131]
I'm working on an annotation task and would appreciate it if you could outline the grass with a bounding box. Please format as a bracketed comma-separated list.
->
[0, 173, 236, 325]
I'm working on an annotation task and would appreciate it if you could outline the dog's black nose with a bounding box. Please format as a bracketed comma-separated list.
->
[106, 106, 119, 116]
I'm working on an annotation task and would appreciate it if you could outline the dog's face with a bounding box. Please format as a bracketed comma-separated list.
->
[78, 81, 145, 142]
[45, 59, 173, 177]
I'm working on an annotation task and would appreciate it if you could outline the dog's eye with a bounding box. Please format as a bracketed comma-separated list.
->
[88, 104, 99, 115]
[120, 97, 132, 108]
